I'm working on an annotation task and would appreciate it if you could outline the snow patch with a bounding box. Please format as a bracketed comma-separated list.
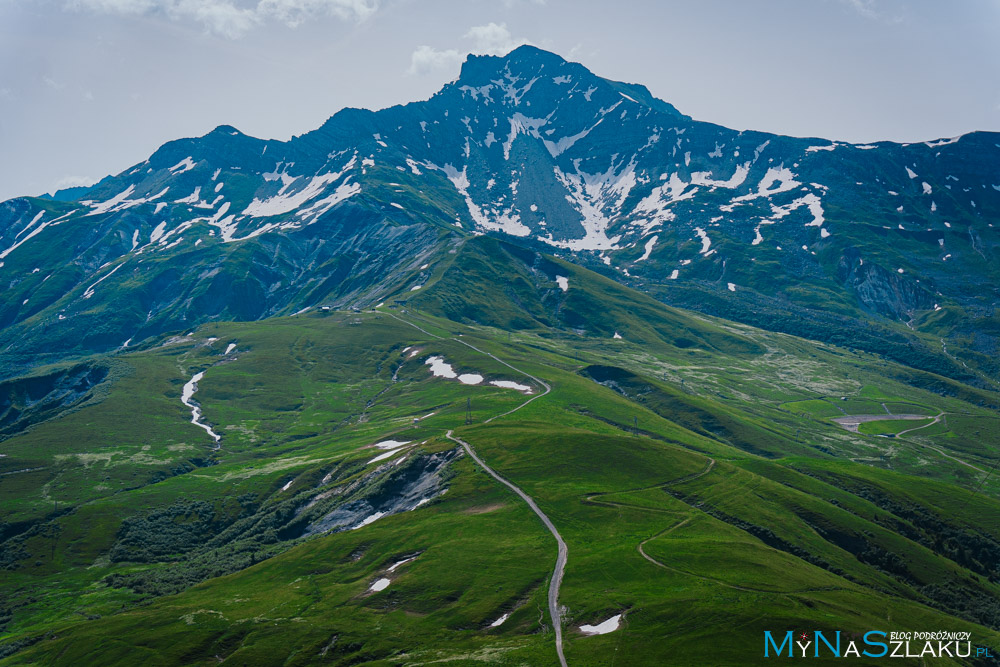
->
[82, 262, 125, 299]
[490, 612, 511, 628]
[244, 159, 358, 218]
[368, 448, 408, 464]
[690, 163, 750, 189]
[636, 235, 658, 262]
[490, 380, 532, 393]
[543, 158, 635, 251]
[169, 157, 196, 174]
[174, 187, 202, 205]
[374, 440, 411, 450]
[432, 162, 530, 237]
[579, 614, 622, 636]
[181, 372, 222, 443]
[86, 185, 138, 216]
[425, 355, 482, 385]
[150, 221, 168, 243]
[925, 135, 962, 148]
[693, 227, 712, 254]
[387, 556, 417, 572]
[369, 578, 391, 592]
[425, 356, 458, 379]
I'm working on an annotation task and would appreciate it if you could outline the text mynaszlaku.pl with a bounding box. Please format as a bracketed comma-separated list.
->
[764, 630, 993, 659]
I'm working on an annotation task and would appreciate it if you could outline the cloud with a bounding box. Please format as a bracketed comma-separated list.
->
[464, 22, 529, 56]
[257, 0, 377, 26]
[408, 22, 530, 75]
[67, 0, 378, 38]
[68, 0, 157, 14]
[166, 0, 259, 39]
[408, 45, 464, 76]
[841, 0, 879, 19]
[837, 0, 904, 24]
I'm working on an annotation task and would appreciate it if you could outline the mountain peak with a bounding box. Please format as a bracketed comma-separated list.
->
[208, 124, 243, 137]
[501, 43, 567, 66]
[454, 46, 687, 120]
[458, 45, 569, 86]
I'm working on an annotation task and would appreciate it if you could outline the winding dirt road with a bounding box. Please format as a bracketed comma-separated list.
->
[840, 410, 989, 474]
[895, 411, 943, 437]
[446, 430, 568, 667]
[897, 414, 989, 474]
[386, 311, 566, 665]
[451, 337, 552, 422]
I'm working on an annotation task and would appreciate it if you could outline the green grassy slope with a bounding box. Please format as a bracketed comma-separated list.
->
[2, 246, 999, 665]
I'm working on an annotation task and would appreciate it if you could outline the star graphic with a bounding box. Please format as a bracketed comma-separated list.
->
[800, 632, 809, 641]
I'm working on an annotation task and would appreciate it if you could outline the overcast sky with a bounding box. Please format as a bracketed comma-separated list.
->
[1, 0, 998, 201]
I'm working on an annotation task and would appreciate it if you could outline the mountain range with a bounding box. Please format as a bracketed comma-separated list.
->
[1, 45, 997, 385]
[1, 46, 1000, 666]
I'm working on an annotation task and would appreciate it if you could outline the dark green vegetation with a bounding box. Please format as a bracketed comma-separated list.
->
[2, 238, 999, 665]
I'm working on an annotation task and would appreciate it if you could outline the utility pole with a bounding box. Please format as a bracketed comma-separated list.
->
[633, 416, 638, 437]
[466, 397, 473, 425]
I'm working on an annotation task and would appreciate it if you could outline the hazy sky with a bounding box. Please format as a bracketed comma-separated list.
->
[1, 0, 998, 201]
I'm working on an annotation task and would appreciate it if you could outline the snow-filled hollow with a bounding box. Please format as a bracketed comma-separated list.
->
[425, 356, 483, 385]
[180, 372, 222, 443]
[580, 614, 622, 636]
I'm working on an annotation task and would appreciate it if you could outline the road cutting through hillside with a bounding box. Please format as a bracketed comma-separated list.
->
[385, 310, 566, 666]
[447, 430, 568, 667]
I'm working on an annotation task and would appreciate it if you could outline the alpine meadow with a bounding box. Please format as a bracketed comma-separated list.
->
[1, 41, 999, 666]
